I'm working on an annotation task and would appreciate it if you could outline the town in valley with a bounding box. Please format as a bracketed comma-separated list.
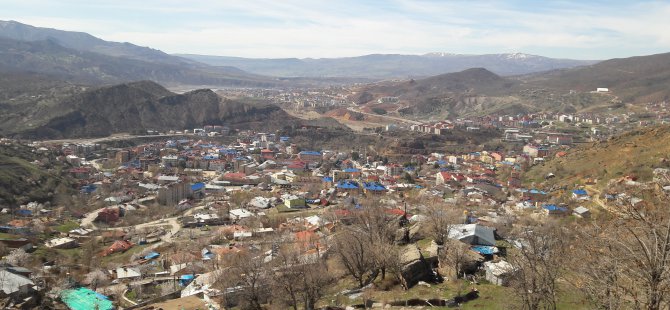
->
[1, 2, 670, 309]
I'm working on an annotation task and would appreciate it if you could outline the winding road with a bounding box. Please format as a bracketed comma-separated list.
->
[81, 203, 208, 245]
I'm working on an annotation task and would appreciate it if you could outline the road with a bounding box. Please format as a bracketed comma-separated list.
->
[81, 203, 208, 246]
[38, 132, 194, 145]
[121, 289, 138, 306]
[107, 276, 178, 306]
[81, 208, 103, 230]
[347, 106, 422, 125]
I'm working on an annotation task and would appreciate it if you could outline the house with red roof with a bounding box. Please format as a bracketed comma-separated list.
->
[101, 240, 134, 256]
[286, 161, 308, 172]
[295, 230, 319, 249]
[436, 171, 452, 185]
[96, 207, 121, 224]
[261, 149, 275, 160]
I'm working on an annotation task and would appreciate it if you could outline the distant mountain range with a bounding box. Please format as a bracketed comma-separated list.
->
[0, 20, 281, 87]
[176, 52, 599, 78]
[0, 20, 600, 84]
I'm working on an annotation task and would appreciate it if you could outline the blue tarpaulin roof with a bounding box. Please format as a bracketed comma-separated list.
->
[337, 180, 360, 189]
[179, 274, 195, 286]
[219, 149, 238, 155]
[299, 151, 322, 156]
[322, 177, 333, 182]
[364, 182, 386, 191]
[573, 189, 588, 195]
[60, 287, 114, 310]
[17, 209, 32, 216]
[144, 252, 160, 260]
[80, 184, 97, 193]
[528, 189, 547, 195]
[543, 204, 567, 212]
[344, 168, 360, 173]
[471, 245, 499, 255]
[191, 183, 205, 191]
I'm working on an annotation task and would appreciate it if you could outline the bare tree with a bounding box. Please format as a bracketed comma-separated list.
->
[440, 239, 474, 280]
[333, 229, 378, 287]
[352, 201, 399, 280]
[577, 187, 670, 310]
[271, 247, 333, 310]
[272, 249, 302, 310]
[569, 217, 627, 310]
[422, 204, 462, 246]
[3, 248, 30, 267]
[106, 284, 126, 300]
[223, 252, 269, 310]
[299, 258, 333, 310]
[0, 243, 8, 257]
[84, 269, 110, 291]
[508, 221, 568, 310]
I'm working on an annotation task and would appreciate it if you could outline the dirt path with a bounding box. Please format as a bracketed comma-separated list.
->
[81, 208, 104, 229]
[584, 185, 620, 215]
[81, 203, 207, 247]
[347, 107, 422, 125]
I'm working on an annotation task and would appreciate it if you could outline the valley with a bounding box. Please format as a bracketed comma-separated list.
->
[0, 16, 669, 310]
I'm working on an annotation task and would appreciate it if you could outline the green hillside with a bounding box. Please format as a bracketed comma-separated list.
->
[0, 143, 74, 206]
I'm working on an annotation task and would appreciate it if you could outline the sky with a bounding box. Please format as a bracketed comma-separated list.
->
[2, 0, 670, 60]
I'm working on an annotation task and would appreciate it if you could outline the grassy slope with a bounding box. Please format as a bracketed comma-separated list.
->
[319, 277, 590, 309]
[0, 144, 73, 205]
[525, 125, 670, 189]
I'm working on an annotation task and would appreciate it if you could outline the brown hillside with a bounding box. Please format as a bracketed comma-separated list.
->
[525, 125, 670, 188]
[9, 81, 302, 139]
[522, 52, 670, 103]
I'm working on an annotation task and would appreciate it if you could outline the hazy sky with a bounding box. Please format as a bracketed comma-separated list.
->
[2, 0, 670, 59]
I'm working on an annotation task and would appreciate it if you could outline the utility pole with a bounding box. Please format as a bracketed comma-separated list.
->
[403, 198, 410, 244]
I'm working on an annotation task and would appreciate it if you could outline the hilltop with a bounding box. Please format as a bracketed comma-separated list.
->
[3, 81, 305, 139]
[521, 52, 670, 103]
[347, 52, 670, 118]
[352, 68, 525, 117]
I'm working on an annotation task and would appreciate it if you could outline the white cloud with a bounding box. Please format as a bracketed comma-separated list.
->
[2, 0, 670, 59]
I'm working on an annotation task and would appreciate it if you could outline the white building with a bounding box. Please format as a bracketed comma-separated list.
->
[483, 260, 516, 286]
